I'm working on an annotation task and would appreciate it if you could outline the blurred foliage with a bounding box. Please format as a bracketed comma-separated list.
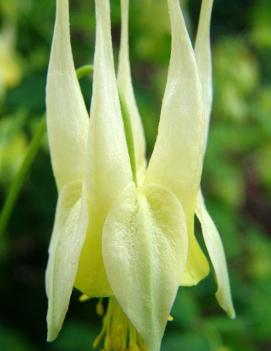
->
[0, 0, 271, 350]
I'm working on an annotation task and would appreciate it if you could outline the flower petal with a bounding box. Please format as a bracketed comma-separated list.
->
[46, 0, 89, 191]
[75, 0, 132, 297]
[46, 181, 88, 341]
[145, 0, 209, 286]
[102, 183, 188, 351]
[87, 0, 132, 214]
[195, 0, 214, 147]
[196, 191, 236, 318]
[74, 218, 113, 297]
[179, 223, 210, 287]
[118, 0, 146, 176]
[194, 3, 234, 314]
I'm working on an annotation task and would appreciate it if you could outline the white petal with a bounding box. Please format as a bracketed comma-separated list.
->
[103, 183, 188, 351]
[195, 0, 214, 148]
[46, 181, 88, 341]
[118, 0, 146, 175]
[196, 191, 236, 318]
[75, 0, 133, 296]
[145, 0, 209, 286]
[46, 0, 89, 190]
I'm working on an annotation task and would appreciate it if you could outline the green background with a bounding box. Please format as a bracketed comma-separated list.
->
[1, 0, 271, 350]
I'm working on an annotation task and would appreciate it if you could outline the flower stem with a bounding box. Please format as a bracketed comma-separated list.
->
[0, 117, 46, 236]
[119, 94, 137, 185]
[0, 64, 93, 238]
[76, 64, 94, 80]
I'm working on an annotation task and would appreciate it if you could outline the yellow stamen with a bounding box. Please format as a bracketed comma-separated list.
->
[93, 297, 147, 351]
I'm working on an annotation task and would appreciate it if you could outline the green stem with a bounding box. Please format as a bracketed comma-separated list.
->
[0, 64, 93, 237]
[76, 64, 94, 80]
[119, 94, 137, 185]
[0, 117, 46, 236]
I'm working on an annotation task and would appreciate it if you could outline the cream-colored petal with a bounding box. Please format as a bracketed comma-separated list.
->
[145, 0, 209, 286]
[179, 218, 209, 287]
[74, 218, 113, 297]
[103, 183, 188, 351]
[195, 0, 214, 147]
[46, 181, 88, 341]
[46, 0, 89, 191]
[118, 0, 146, 175]
[87, 0, 132, 213]
[146, 0, 204, 211]
[196, 191, 236, 318]
[75, 0, 132, 297]
[194, 1, 235, 318]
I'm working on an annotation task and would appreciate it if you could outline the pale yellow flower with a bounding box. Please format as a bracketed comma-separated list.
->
[45, 0, 235, 350]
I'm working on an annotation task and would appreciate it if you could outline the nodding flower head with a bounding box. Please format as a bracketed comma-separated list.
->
[45, 0, 235, 350]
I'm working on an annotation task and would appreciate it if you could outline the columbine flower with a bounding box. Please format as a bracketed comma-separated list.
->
[45, 0, 235, 350]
